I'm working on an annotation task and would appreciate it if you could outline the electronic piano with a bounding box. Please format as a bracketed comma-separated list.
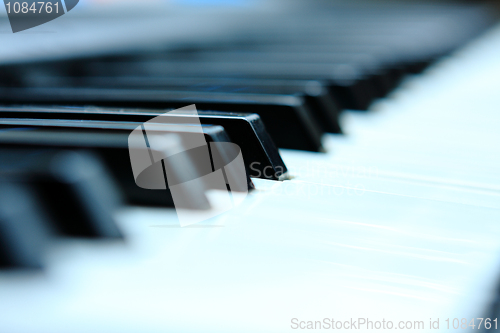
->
[1, 0, 500, 332]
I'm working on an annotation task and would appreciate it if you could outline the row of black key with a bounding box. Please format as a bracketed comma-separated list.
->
[0, 105, 290, 269]
[0, 0, 494, 270]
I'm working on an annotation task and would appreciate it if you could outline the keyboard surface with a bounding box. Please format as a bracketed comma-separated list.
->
[1, 1, 500, 332]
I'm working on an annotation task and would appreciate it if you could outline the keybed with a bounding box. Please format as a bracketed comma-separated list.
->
[1, 1, 500, 332]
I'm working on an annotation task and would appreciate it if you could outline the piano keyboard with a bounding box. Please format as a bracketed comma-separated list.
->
[1, 1, 500, 332]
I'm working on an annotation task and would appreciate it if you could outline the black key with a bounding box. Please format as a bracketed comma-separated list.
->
[24, 76, 342, 134]
[0, 181, 50, 269]
[137, 123, 251, 192]
[158, 50, 384, 103]
[0, 149, 123, 239]
[0, 87, 324, 151]
[0, 128, 211, 209]
[194, 45, 402, 95]
[0, 106, 289, 180]
[76, 59, 373, 111]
